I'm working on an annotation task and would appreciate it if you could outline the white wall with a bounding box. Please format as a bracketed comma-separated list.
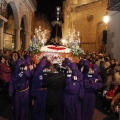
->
[106, 11, 120, 60]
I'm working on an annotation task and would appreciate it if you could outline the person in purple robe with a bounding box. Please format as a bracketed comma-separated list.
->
[83, 59, 90, 67]
[9, 58, 31, 120]
[63, 62, 84, 120]
[24, 55, 36, 107]
[64, 58, 71, 68]
[82, 62, 103, 120]
[78, 58, 84, 72]
[25, 55, 35, 76]
[31, 58, 48, 120]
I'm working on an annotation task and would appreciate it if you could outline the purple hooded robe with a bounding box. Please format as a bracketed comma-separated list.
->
[82, 63, 103, 120]
[9, 58, 31, 120]
[31, 59, 47, 120]
[64, 62, 84, 120]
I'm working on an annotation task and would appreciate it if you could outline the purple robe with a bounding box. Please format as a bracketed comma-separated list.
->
[79, 59, 84, 66]
[24, 55, 33, 65]
[64, 62, 84, 120]
[31, 59, 47, 120]
[9, 59, 31, 120]
[64, 58, 71, 68]
[82, 72, 103, 120]
[78, 59, 84, 72]
[83, 59, 89, 67]
[70, 62, 77, 69]
[92, 64, 100, 77]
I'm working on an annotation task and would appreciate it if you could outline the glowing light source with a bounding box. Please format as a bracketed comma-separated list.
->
[62, 29, 81, 46]
[34, 26, 48, 46]
[56, 6, 61, 12]
[61, 39, 66, 45]
[103, 12, 109, 24]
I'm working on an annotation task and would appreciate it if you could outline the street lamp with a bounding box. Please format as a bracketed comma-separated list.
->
[103, 12, 109, 24]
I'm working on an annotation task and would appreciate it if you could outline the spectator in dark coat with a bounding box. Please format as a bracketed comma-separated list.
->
[42, 63, 66, 120]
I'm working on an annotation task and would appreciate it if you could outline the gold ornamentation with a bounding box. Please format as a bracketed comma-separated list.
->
[87, 15, 93, 21]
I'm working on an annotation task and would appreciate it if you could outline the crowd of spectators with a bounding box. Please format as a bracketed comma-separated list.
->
[0, 49, 120, 120]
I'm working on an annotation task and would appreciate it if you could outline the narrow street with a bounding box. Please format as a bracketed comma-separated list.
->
[0, 93, 118, 120]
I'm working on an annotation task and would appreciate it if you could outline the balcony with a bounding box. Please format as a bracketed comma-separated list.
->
[0, 0, 7, 17]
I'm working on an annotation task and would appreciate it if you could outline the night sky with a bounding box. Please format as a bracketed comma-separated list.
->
[36, 0, 64, 21]
[36, 0, 64, 43]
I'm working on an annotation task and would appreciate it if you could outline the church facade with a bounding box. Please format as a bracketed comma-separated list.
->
[0, 0, 36, 50]
[63, 0, 108, 52]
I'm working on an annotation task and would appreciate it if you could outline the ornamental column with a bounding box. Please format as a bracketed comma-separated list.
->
[0, 20, 4, 50]
[0, 15, 7, 50]
[24, 30, 30, 50]
[15, 27, 21, 50]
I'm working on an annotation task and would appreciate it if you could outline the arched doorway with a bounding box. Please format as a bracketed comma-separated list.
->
[4, 4, 15, 50]
[4, 1, 20, 50]
[96, 22, 107, 52]
[20, 15, 29, 50]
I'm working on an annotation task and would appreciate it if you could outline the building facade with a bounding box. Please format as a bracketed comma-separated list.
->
[0, 0, 36, 50]
[106, 0, 120, 60]
[63, 0, 108, 52]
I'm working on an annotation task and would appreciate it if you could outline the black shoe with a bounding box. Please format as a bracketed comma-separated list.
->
[106, 109, 112, 115]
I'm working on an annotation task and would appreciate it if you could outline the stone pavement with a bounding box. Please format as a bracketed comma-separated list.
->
[93, 108, 107, 120]
[0, 116, 8, 120]
[0, 93, 119, 120]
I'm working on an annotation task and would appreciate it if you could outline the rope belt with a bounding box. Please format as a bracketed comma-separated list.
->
[38, 88, 47, 90]
[18, 87, 29, 92]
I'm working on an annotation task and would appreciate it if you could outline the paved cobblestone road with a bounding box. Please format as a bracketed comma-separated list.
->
[0, 93, 119, 120]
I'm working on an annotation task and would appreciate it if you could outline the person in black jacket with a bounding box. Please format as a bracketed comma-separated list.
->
[42, 63, 66, 120]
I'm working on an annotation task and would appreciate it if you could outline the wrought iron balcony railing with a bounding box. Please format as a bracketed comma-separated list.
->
[0, 0, 7, 17]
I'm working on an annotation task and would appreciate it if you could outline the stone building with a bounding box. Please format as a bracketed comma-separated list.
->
[0, 0, 36, 50]
[63, 0, 108, 52]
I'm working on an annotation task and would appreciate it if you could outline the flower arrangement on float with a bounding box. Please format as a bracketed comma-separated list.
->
[29, 27, 85, 57]
[69, 41, 85, 57]
[62, 29, 85, 57]
[29, 36, 41, 55]
[29, 26, 48, 54]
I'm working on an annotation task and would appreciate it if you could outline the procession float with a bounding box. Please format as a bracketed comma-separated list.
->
[29, 7, 85, 64]
[29, 27, 84, 64]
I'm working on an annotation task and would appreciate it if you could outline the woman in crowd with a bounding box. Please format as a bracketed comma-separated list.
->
[0, 55, 11, 96]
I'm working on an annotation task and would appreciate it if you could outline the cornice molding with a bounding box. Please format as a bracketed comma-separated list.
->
[22, 0, 36, 12]
[0, 15, 8, 22]
[73, 0, 108, 12]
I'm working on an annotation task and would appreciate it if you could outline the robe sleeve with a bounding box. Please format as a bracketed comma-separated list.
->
[78, 72, 84, 100]
[84, 76, 103, 91]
